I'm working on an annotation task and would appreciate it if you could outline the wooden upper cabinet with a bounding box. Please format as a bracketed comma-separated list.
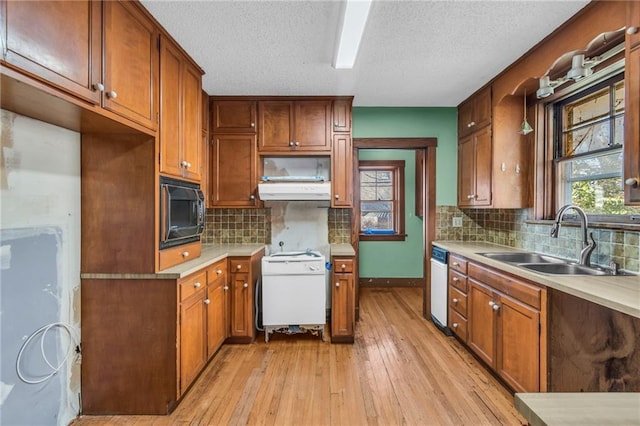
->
[159, 36, 203, 182]
[212, 100, 257, 133]
[211, 134, 259, 207]
[458, 126, 492, 207]
[458, 86, 491, 138]
[625, 6, 640, 204]
[331, 134, 353, 208]
[0, 0, 102, 104]
[333, 99, 352, 132]
[103, 0, 158, 130]
[258, 100, 331, 152]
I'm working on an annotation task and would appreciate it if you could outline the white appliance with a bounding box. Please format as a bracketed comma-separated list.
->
[430, 246, 452, 335]
[261, 250, 326, 342]
[258, 181, 331, 201]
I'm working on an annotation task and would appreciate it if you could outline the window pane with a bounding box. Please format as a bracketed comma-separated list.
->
[614, 81, 625, 113]
[566, 151, 622, 179]
[563, 86, 610, 130]
[562, 120, 612, 155]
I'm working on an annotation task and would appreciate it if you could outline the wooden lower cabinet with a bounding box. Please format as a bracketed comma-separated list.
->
[227, 251, 263, 343]
[331, 257, 355, 343]
[460, 257, 546, 393]
[206, 260, 228, 357]
[179, 284, 207, 394]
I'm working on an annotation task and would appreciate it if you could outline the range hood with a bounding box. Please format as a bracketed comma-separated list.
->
[258, 176, 331, 201]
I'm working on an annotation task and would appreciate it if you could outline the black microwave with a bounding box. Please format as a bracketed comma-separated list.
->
[160, 177, 205, 249]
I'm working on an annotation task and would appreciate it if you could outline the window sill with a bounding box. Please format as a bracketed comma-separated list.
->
[359, 234, 407, 242]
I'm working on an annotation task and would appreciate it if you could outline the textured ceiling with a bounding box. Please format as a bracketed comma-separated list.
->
[140, 0, 590, 107]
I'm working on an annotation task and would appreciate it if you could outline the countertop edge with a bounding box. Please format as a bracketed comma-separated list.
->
[432, 241, 640, 319]
[330, 243, 356, 257]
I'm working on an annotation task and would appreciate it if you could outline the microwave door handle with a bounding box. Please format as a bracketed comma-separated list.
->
[161, 185, 170, 241]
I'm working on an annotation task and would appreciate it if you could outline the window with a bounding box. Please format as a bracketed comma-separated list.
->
[552, 72, 640, 219]
[359, 160, 405, 241]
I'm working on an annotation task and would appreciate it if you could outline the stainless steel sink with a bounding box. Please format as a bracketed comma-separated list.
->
[480, 252, 566, 264]
[519, 262, 610, 276]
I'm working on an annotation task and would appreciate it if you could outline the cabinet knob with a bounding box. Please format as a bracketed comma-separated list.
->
[251, 122, 255, 127]
[627, 26, 639, 35]
[452, 298, 458, 304]
[488, 301, 495, 307]
[452, 277, 459, 282]
[92, 83, 104, 92]
[204, 299, 210, 305]
[492, 304, 500, 311]
[216, 269, 222, 275]
[236, 264, 242, 270]
[294, 141, 300, 146]
[185, 161, 191, 168]
[181, 160, 188, 167]
[223, 285, 229, 291]
[335, 282, 340, 287]
[341, 264, 346, 269]
[625, 177, 639, 188]
[182, 251, 190, 258]
[193, 282, 201, 288]
[249, 194, 255, 200]
[469, 121, 476, 127]
[452, 262, 459, 266]
[106, 90, 117, 99]
[452, 323, 459, 329]
[335, 194, 339, 199]
[334, 121, 338, 126]
[289, 141, 294, 146]
[243, 282, 249, 288]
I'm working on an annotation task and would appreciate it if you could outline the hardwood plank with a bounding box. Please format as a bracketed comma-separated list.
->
[73, 288, 526, 425]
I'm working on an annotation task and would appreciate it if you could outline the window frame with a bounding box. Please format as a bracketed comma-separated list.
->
[358, 160, 406, 242]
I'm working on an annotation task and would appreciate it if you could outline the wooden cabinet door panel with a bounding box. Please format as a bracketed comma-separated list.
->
[230, 272, 251, 337]
[212, 100, 257, 133]
[293, 100, 331, 151]
[180, 291, 206, 394]
[331, 134, 353, 207]
[333, 99, 352, 132]
[331, 274, 354, 339]
[625, 45, 640, 204]
[474, 126, 492, 205]
[468, 280, 496, 368]
[259, 101, 294, 151]
[182, 62, 202, 181]
[1, 0, 101, 104]
[211, 134, 258, 207]
[458, 100, 474, 138]
[627, 2, 640, 50]
[473, 87, 492, 130]
[159, 38, 182, 177]
[103, 0, 157, 129]
[497, 295, 540, 392]
[207, 276, 226, 358]
[458, 135, 475, 206]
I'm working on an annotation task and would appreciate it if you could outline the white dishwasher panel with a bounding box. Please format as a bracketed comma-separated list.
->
[262, 275, 326, 326]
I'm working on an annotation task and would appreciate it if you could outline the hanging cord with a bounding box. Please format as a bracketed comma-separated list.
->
[16, 322, 80, 385]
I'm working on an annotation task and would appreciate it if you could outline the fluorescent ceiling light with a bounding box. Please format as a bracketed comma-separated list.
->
[333, 0, 372, 69]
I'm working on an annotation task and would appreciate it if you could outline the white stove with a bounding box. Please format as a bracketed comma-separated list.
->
[261, 250, 326, 342]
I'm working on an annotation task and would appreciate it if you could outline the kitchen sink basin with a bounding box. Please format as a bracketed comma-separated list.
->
[480, 252, 566, 264]
[519, 262, 610, 276]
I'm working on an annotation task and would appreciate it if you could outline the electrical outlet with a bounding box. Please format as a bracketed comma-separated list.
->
[452, 217, 463, 227]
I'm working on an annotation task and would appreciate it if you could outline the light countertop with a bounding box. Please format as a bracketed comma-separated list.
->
[81, 244, 266, 280]
[432, 241, 640, 319]
[515, 393, 640, 425]
[330, 243, 356, 257]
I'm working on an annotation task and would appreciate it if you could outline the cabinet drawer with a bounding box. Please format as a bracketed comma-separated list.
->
[207, 259, 227, 284]
[449, 309, 467, 342]
[334, 259, 354, 273]
[468, 262, 542, 310]
[229, 259, 250, 273]
[180, 270, 207, 301]
[159, 241, 202, 271]
[449, 255, 467, 274]
[449, 270, 468, 293]
[449, 286, 468, 317]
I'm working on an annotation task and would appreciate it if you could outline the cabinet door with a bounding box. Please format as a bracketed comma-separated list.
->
[333, 99, 352, 132]
[497, 295, 540, 392]
[468, 280, 496, 368]
[103, 0, 158, 129]
[211, 134, 258, 207]
[473, 87, 492, 130]
[332, 134, 353, 207]
[229, 272, 252, 338]
[180, 291, 207, 394]
[1, 0, 102, 104]
[258, 100, 294, 151]
[458, 135, 475, 206]
[458, 100, 474, 138]
[627, 2, 640, 50]
[294, 100, 332, 151]
[625, 44, 640, 204]
[207, 274, 226, 358]
[159, 38, 183, 177]
[473, 125, 492, 206]
[331, 273, 354, 340]
[212, 100, 257, 133]
[182, 62, 202, 182]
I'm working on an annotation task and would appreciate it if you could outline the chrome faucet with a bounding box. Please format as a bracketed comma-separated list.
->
[550, 204, 596, 266]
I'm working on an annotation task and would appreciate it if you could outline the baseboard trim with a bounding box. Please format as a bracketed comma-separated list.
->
[359, 277, 425, 288]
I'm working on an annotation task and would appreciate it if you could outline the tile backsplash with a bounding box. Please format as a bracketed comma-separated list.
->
[436, 206, 640, 273]
[204, 208, 352, 245]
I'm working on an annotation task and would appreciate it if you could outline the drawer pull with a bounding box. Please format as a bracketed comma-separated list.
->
[341, 264, 346, 269]
[193, 282, 201, 288]
[216, 269, 222, 275]
[243, 282, 249, 288]
[452, 262, 459, 266]
[182, 251, 190, 258]
[236, 264, 242, 270]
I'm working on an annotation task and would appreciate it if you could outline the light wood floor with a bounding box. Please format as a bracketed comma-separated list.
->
[73, 288, 526, 425]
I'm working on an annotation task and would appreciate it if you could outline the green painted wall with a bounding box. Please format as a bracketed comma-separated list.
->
[352, 107, 458, 206]
[353, 107, 458, 278]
